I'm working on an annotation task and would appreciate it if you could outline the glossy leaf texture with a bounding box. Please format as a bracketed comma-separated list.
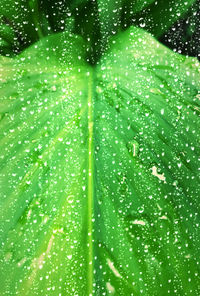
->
[0, 27, 200, 295]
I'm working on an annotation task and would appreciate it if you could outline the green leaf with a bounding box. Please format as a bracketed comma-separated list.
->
[96, 0, 196, 55]
[0, 24, 15, 44]
[97, 0, 154, 46]
[132, 0, 197, 37]
[0, 0, 46, 57]
[0, 21, 17, 56]
[0, 0, 42, 41]
[159, 1, 200, 58]
[123, 0, 155, 14]
[70, 0, 89, 10]
[0, 27, 199, 295]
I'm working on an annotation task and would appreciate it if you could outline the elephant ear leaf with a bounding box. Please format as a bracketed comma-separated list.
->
[0, 27, 200, 295]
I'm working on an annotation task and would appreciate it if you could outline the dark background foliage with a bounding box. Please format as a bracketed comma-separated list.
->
[0, 0, 199, 60]
[160, 0, 200, 59]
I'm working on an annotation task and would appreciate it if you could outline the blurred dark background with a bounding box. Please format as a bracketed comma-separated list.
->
[159, 0, 200, 59]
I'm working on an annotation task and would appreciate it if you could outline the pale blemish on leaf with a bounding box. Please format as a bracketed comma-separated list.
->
[185, 254, 191, 259]
[159, 215, 168, 220]
[126, 140, 139, 157]
[132, 220, 146, 226]
[107, 259, 122, 278]
[106, 282, 115, 293]
[150, 88, 163, 95]
[151, 166, 166, 182]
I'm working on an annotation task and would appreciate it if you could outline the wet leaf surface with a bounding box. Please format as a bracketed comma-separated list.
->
[0, 27, 200, 295]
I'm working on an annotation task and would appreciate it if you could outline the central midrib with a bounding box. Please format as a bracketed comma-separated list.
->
[87, 69, 94, 296]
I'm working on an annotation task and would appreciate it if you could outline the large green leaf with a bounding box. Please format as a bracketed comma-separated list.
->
[0, 27, 199, 295]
